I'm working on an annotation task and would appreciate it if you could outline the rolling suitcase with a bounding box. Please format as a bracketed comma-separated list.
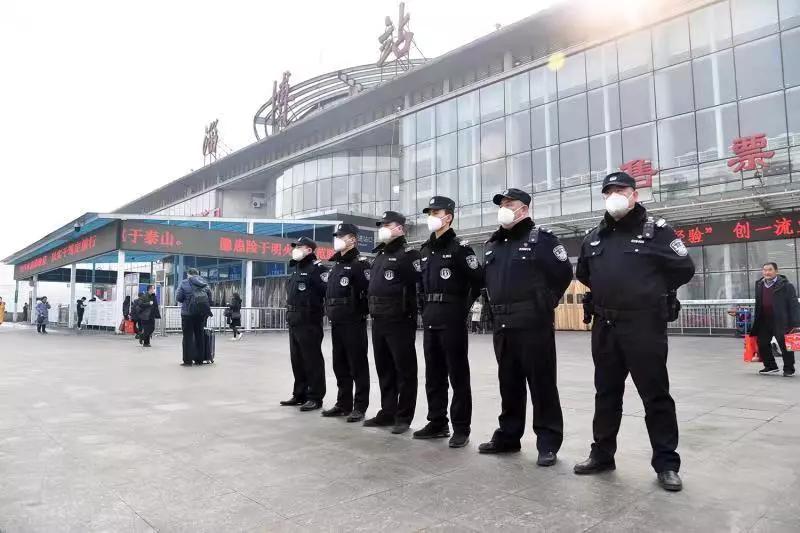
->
[198, 328, 215, 364]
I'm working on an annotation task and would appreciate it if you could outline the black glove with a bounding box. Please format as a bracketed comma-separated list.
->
[582, 292, 593, 325]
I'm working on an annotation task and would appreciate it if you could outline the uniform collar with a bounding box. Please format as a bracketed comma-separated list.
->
[424, 228, 456, 249]
[373, 235, 407, 253]
[488, 217, 534, 243]
[289, 252, 317, 268]
[332, 247, 359, 263]
[600, 203, 647, 233]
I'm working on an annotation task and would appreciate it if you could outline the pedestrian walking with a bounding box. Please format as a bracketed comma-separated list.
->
[279, 237, 328, 412]
[22, 302, 29, 323]
[123, 295, 131, 322]
[76, 297, 87, 329]
[136, 285, 160, 348]
[364, 211, 421, 435]
[478, 188, 573, 467]
[225, 292, 243, 341]
[414, 196, 484, 448]
[130, 293, 143, 336]
[751, 262, 799, 377]
[323, 223, 371, 423]
[470, 298, 483, 334]
[175, 268, 213, 366]
[36, 297, 51, 334]
[574, 171, 695, 492]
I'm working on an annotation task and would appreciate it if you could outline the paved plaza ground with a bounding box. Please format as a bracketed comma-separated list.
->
[0, 324, 798, 532]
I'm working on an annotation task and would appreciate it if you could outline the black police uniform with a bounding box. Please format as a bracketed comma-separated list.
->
[484, 208, 573, 453]
[419, 215, 484, 438]
[576, 202, 695, 473]
[325, 240, 371, 415]
[286, 248, 328, 405]
[367, 223, 421, 426]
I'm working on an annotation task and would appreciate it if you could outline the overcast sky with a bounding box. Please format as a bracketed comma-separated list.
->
[0, 0, 560, 303]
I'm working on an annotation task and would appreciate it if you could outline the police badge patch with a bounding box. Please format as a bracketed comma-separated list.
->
[340, 277, 349, 287]
[364, 270, 371, 281]
[553, 245, 568, 262]
[384, 270, 395, 280]
[466, 255, 479, 270]
[670, 239, 688, 257]
[320, 272, 329, 283]
[413, 259, 421, 272]
[440, 267, 452, 279]
[298, 282, 307, 291]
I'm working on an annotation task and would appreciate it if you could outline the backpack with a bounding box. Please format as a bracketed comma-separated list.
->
[188, 284, 211, 317]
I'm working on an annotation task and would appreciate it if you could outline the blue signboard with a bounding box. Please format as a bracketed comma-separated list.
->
[357, 231, 375, 253]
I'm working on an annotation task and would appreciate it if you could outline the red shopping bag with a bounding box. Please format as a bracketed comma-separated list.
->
[785, 329, 800, 351]
[743, 335, 758, 362]
[123, 319, 135, 335]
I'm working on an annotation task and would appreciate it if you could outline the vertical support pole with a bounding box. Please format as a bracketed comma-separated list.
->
[245, 221, 255, 330]
[503, 50, 513, 71]
[13, 280, 19, 322]
[115, 250, 126, 333]
[90, 261, 96, 299]
[31, 275, 38, 324]
[68, 263, 77, 328]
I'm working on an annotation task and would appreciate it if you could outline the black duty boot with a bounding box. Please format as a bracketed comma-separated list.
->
[478, 440, 521, 454]
[346, 410, 365, 423]
[573, 456, 616, 475]
[279, 397, 305, 406]
[537, 451, 557, 467]
[299, 400, 322, 412]
[391, 422, 410, 434]
[363, 416, 394, 428]
[449, 432, 469, 448]
[321, 406, 348, 417]
[413, 423, 450, 439]
[657, 470, 683, 492]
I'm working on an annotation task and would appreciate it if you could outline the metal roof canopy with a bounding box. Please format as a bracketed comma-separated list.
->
[2, 213, 344, 266]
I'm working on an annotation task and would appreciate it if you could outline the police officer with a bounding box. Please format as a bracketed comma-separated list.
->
[574, 172, 695, 492]
[478, 188, 573, 467]
[323, 223, 371, 423]
[279, 237, 328, 412]
[364, 211, 421, 435]
[413, 196, 484, 448]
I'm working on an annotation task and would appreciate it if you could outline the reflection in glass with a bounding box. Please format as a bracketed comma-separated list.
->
[401, 114, 416, 146]
[458, 126, 481, 167]
[588, 85, 620, 135]
[376, 171, 391, 202]
[590, 132, 622, 182]
[658, 113, 698, 168]
[734, 35, 784, 100]
[532, 103, 559, 148]
[436, 99, 458, 136]
[617, 30, 653, 79]
[739, 91, 789, 149]
[416, 139, 436, 177]
[530, 65, 557, 106]
[401, 145, 416, 182]
[561, 186, 591, 215]
[690, 2, 732, 56]
[586, 42, 618, 89]
[481, 118, 506, 162]
[457, 91, 480, 129]
[557, 52, 586, 98]
[332, 176, 347, 206]
[303, 182, 316, 211]
[653, 16, 690, 68]
[622, 122, 658, 163]
[416, 107, 436, 142]
[437, 170, 459, 203]
[533, 190, 561, 218]
[332, 152, 348, 176]
[697, 103, 739, 162]
[507, 151, 532, 191]
[318, 178, 332, 208]
[399, 180, 416, 215]
[362, 172, 376, 202]
[783, 28, 800, 88]
[349, 174, 361, 204]
[558, 93, 588, 142]
[731, 0, 779, 44]
[532, 146, 560, 192]
[481, 159, 506, 201]
[505, 72, 531, 114]
[705, 243, 748, 272]
[620, 74, 656, 127]
[692, 50, 736, 109]
[459, 165, 481, 205]
[506, 110, 532, 155]
[560, 139, 590, 188]
[416, 175, 435, 211]
[655, 62, 694, 118]
[437, 133, 457, 172]
[706, 272, 749, 299]
[480, 83, 505, 123]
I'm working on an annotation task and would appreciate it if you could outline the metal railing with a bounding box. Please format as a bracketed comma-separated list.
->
[157, 306, 292, 335]
[669, 300, 755, 336]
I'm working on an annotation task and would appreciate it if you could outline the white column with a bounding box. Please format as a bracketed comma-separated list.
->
[244, 220, 254, 330]
[68, 263, 77, 328]
[503, 50, 513, 71]
[115, 250, 126, 333]
[12, 280, 19, 322]
[31, 275, 38, 324]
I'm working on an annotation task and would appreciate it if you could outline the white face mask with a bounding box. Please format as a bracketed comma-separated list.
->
[333, 236, 348, 252]
[377, 226, 394, 243]
[497, 205, 523, 226]
[426, 215, 445, 232]
[291, 247, 307, 261]
[604, 193, 633, 218]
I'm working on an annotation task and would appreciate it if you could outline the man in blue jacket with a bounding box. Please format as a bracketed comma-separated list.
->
[175, 268, 213, 366]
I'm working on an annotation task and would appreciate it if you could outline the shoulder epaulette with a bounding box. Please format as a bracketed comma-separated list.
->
[314, 260, 322, 265]
[358, 256, 368, 261]
[405, 246, 415, 253]
[656, 218, 667, 228]
[459, 239, 470, 246]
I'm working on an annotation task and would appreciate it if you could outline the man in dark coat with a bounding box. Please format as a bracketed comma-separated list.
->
[136, 285, 161, 347]
[751, 262, 800, 377]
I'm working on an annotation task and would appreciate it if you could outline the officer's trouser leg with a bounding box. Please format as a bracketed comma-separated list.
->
[423, 328, 450, 428]
[621, 317, 680, 473]
[372, 320, 398, 421]
[389, 318, 418, 424]
[331, 324, 353, 411]
[297, 323, 326, 402]
[590, 320, 627, 463]
[757, 327, 779, 369]
[288, 326, 307, 400]
[492, 329, 526, 445]
[444, 323, 472, 435]
[348, 321, 370, 413]
[525, 329, 563, 453]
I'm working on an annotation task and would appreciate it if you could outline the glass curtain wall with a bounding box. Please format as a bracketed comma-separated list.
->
[399, 0, 800, 234]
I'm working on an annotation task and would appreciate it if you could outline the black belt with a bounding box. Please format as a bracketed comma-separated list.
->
[326, 297, 353, 305]
[369, 296, 403, 304]
[287, 305, 311, 312]
[491, 301, 539, 314]
[424, 293, 463, 304]
[593, 305, 653, 321]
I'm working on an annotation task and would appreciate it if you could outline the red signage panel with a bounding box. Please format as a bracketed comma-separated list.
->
[674, 213, 800, 247]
